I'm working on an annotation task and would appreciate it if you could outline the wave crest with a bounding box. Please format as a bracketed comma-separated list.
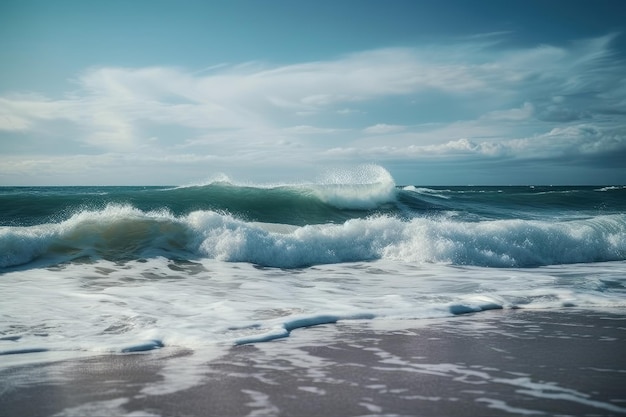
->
[0, 205, 189, 268]
[2, 202, 624, 270]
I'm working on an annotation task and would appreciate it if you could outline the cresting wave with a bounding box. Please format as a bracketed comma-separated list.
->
[0, 165, 401, 228]
[179, 164, 399, 211]
[2, 204, 625, 269]
[2, 166, 625, 270]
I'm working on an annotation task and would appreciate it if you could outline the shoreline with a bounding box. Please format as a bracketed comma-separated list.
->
[2, 309, 626, 416]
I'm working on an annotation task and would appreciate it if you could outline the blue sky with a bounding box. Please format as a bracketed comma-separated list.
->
[1, 0, 625, 185]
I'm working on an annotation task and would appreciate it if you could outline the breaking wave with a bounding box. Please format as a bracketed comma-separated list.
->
[2, 204, 624, 270]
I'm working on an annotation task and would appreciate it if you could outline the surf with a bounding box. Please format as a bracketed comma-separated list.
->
[167, 164, 401, 224]
[2, 166, 625, 270]
[2, 203, 624, 270]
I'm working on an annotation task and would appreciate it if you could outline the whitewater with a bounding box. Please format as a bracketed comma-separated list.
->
[1, 165, 625, 370]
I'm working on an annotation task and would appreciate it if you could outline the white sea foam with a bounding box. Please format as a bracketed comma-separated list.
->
[307, 164, 398, 209]
[595, 185, 626, 192]
[2, 257, 625, 368]
[368, 347, 626, 414]
[190, 212, 626, 268]
[308, 181, 397, 209]
[403, 185, 451, 199]
[173, 164, 399, 210]
[52, 398, 130, 417]
[2, 205, 625, 269]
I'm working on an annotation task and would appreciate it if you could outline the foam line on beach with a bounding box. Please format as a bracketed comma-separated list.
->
[448, 295, 505, 315]
[234, 313, 376, 345]
[121, 339, 165, 353]
[0, 347, 49, 355]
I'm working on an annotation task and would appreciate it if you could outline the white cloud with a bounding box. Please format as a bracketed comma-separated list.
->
[0, 94, 77, 128]
[0, 44, 509, 150]
[0, 112, 30, 131]
[363, 124, 407, 134]
[326, 123, 626, 164]
[0, 34, 624, 184]
[482, 102, 534, 121]
[282, 125, 342, 135]
[336, 108, 360, 115]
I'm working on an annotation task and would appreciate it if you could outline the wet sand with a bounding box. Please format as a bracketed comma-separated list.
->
[2, 309, 626, 416]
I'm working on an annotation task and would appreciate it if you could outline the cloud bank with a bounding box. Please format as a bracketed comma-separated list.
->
[1, 33, 625, 184]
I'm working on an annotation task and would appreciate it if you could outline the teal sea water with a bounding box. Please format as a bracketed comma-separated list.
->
[1, 166, 625, 366]
[2, 174, 625, 269]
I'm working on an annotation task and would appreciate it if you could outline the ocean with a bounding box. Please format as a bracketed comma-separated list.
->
[1, 165, 626, 401]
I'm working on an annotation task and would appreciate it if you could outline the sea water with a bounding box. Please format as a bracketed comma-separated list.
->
[1, 165, 625, 369]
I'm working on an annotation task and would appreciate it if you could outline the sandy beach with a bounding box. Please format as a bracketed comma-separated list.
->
[2, 309, 625, 417]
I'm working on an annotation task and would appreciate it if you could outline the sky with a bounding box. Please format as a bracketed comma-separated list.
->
[1, 0, 626, 186]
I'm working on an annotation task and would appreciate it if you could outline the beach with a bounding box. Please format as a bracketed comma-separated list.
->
[2, 309, 625, 417]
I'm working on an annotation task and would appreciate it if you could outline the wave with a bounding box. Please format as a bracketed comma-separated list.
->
[595, 185, 626, 192]
[402, 186, 451, 199]
[0, 205, 190, 269]
[0, 174, 402, 229]
[2, 204, 624, 270]
[4, 167, 624, 230]
[174, 164, 399, 214]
